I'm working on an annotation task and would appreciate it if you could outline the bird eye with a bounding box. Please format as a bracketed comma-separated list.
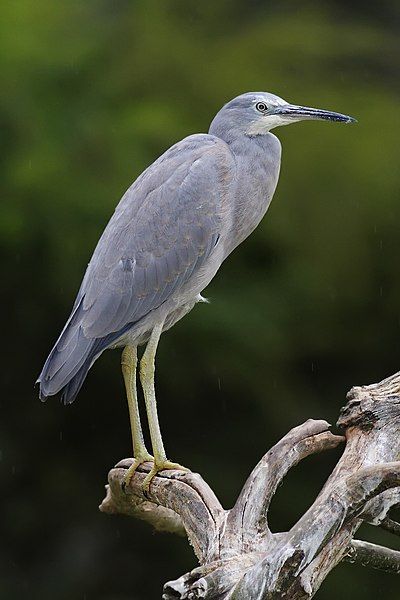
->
[256, 102, 268, 112]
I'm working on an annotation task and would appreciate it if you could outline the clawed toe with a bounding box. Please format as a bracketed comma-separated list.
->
[142, 459, 190, 493]
[122, 453, 190, 494]
[122, 454, 154, 491]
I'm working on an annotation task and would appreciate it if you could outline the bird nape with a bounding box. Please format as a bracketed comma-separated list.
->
[37, 91, 356, 491]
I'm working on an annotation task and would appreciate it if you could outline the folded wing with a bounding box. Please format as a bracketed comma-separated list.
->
[38, 133, 234, 403]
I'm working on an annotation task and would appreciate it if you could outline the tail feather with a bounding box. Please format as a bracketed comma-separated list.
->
[38, 332, 99, 401]
[44, 325, 84, 381]
[58, 330, 127, 404]
[38, 297, 136, 404]
[60, 364, 90, 405]
[60, 345, 102, 405]
[38, 297, 105, 403]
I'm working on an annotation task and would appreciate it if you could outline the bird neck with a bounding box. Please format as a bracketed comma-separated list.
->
[213, 128, 282, 257]
[230, 132, 277, 160]
[209, 122, 275, 157]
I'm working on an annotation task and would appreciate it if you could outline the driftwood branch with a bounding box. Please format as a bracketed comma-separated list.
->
[344, 540, 400, 574]
[100, 371, 400, 598]
[380, 516, 400, 537]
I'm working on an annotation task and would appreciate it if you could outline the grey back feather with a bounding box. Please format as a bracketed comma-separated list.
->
[79, 133, 233, 336]
[38, 133, 234, 402]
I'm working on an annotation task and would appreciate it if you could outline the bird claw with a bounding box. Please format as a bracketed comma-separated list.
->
[142, 459, 190, 494]
[122, 453, 154, 491]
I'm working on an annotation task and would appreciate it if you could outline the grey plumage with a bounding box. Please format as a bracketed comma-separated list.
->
[38, 91, 355, 406]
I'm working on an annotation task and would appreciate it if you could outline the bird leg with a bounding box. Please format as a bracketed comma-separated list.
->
[140, 321, 189, 492]
[121, 345, 153, 488]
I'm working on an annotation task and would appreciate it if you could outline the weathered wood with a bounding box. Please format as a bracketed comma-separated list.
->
[380, 516, 400, 537]
[100, 458, 225, 563]
[344, 540, 400, 574]
[100, 371, 400, 599]
[224, 420, 342, 553]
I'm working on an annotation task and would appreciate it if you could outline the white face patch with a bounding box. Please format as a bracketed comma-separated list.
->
[247, 94, 293, 135]
[247, 114, 297, 135]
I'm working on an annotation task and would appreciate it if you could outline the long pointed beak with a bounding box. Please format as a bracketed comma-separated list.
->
[271, 104, 356, 124]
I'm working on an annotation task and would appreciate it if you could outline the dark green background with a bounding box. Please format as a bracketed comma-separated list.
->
[1, 1, 399, 598]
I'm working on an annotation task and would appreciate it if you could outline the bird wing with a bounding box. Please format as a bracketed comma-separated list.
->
[76, 133, 234, 339]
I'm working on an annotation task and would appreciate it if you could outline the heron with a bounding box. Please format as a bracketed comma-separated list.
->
[38, 91, 355, 490]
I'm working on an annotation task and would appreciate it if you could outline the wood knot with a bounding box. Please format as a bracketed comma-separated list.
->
[337, 397, 378, 431]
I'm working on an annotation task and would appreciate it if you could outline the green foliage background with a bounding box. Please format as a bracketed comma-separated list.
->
[1, 1, 399, 598]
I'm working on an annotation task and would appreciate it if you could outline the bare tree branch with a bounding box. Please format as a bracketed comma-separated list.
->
[379, 516, 400, 537]
[344, 540, 400, 574]
[100, 370, 400, 599]
[100, 458, 225, 563]
[225, 420, 344, 552]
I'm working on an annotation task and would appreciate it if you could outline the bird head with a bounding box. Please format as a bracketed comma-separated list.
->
[209, 92, 356, 138]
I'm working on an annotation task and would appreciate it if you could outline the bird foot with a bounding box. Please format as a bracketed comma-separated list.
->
[122, 452, 154, 490]
[142, 459, 190, 494]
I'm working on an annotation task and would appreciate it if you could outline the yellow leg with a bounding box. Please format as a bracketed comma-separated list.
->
[140, 321, 189, 492]
[121, 345, 153, 487]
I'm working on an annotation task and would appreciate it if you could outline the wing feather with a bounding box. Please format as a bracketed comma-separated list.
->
[77, 134, 233, 340]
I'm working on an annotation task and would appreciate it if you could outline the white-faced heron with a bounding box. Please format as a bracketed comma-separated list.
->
[38, 91, 355, 489]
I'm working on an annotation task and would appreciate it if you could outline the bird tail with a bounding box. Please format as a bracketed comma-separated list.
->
[37, 298, 106, 405]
